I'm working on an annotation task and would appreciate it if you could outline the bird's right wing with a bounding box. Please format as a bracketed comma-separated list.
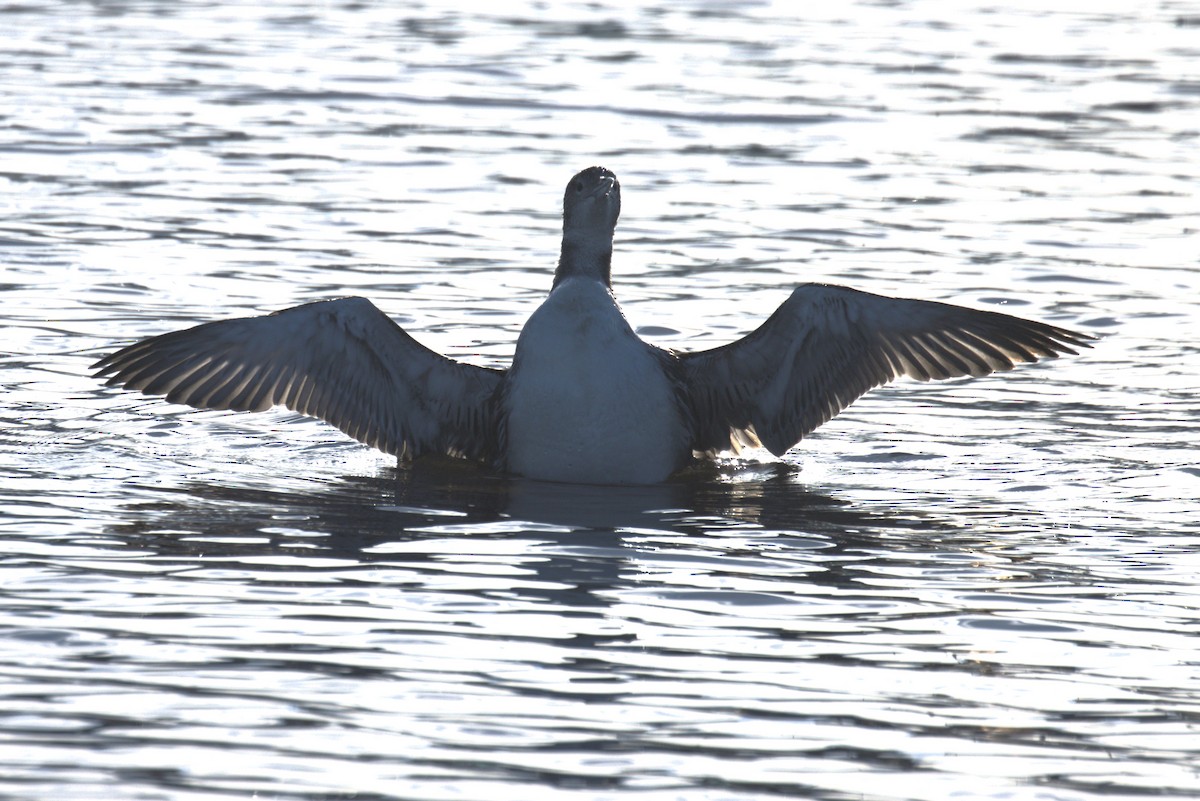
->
[680, 283, 1094, 456]
[93, 297, 505, 461]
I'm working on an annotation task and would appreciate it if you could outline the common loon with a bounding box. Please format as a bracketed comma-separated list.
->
[93, 166, 1093, 484]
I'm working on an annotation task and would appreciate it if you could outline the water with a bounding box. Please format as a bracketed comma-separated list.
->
[4, 1, 1199, 799]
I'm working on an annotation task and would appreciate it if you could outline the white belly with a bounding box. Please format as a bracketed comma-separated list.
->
[502, 279, 688, 484]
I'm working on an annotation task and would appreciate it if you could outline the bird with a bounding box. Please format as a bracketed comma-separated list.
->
[93, 166, 1093, 485]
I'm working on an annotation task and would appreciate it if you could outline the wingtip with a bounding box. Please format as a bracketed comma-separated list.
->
[1051, 325, 1099, 355]
[90, 352, 114, 373]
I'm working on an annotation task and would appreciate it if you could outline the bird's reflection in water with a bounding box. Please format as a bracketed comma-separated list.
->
[105, 456, 967, 609]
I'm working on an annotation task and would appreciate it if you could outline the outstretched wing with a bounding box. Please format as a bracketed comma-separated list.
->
[93, 297, 505, 461]
[681, 283, 1093, 456]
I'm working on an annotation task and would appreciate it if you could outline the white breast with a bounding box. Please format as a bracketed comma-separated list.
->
[501, 278, 689, 484]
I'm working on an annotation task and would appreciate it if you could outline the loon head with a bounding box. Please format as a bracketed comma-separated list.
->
[563, 166, 621, 233]
[555, 166, 621, 288]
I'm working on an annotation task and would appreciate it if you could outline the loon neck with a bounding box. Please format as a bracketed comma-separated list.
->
[552, 233, 614, 289]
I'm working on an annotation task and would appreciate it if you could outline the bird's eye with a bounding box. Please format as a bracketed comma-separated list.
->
[572, 180, 583, 192]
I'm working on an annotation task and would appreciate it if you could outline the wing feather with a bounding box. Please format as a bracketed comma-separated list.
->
[681, 283, 1093, 456]
[93, 297, 504, 461]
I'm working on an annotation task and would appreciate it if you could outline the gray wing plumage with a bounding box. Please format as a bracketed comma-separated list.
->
[681, 283, 1094, 456]
[93, 297, 504, 461]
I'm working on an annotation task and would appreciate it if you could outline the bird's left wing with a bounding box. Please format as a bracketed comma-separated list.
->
[680, 283, 1093, 457]
[93, 297, 504, 461]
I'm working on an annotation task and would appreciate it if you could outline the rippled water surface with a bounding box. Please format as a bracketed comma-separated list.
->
[4, 1, 1199, 799]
